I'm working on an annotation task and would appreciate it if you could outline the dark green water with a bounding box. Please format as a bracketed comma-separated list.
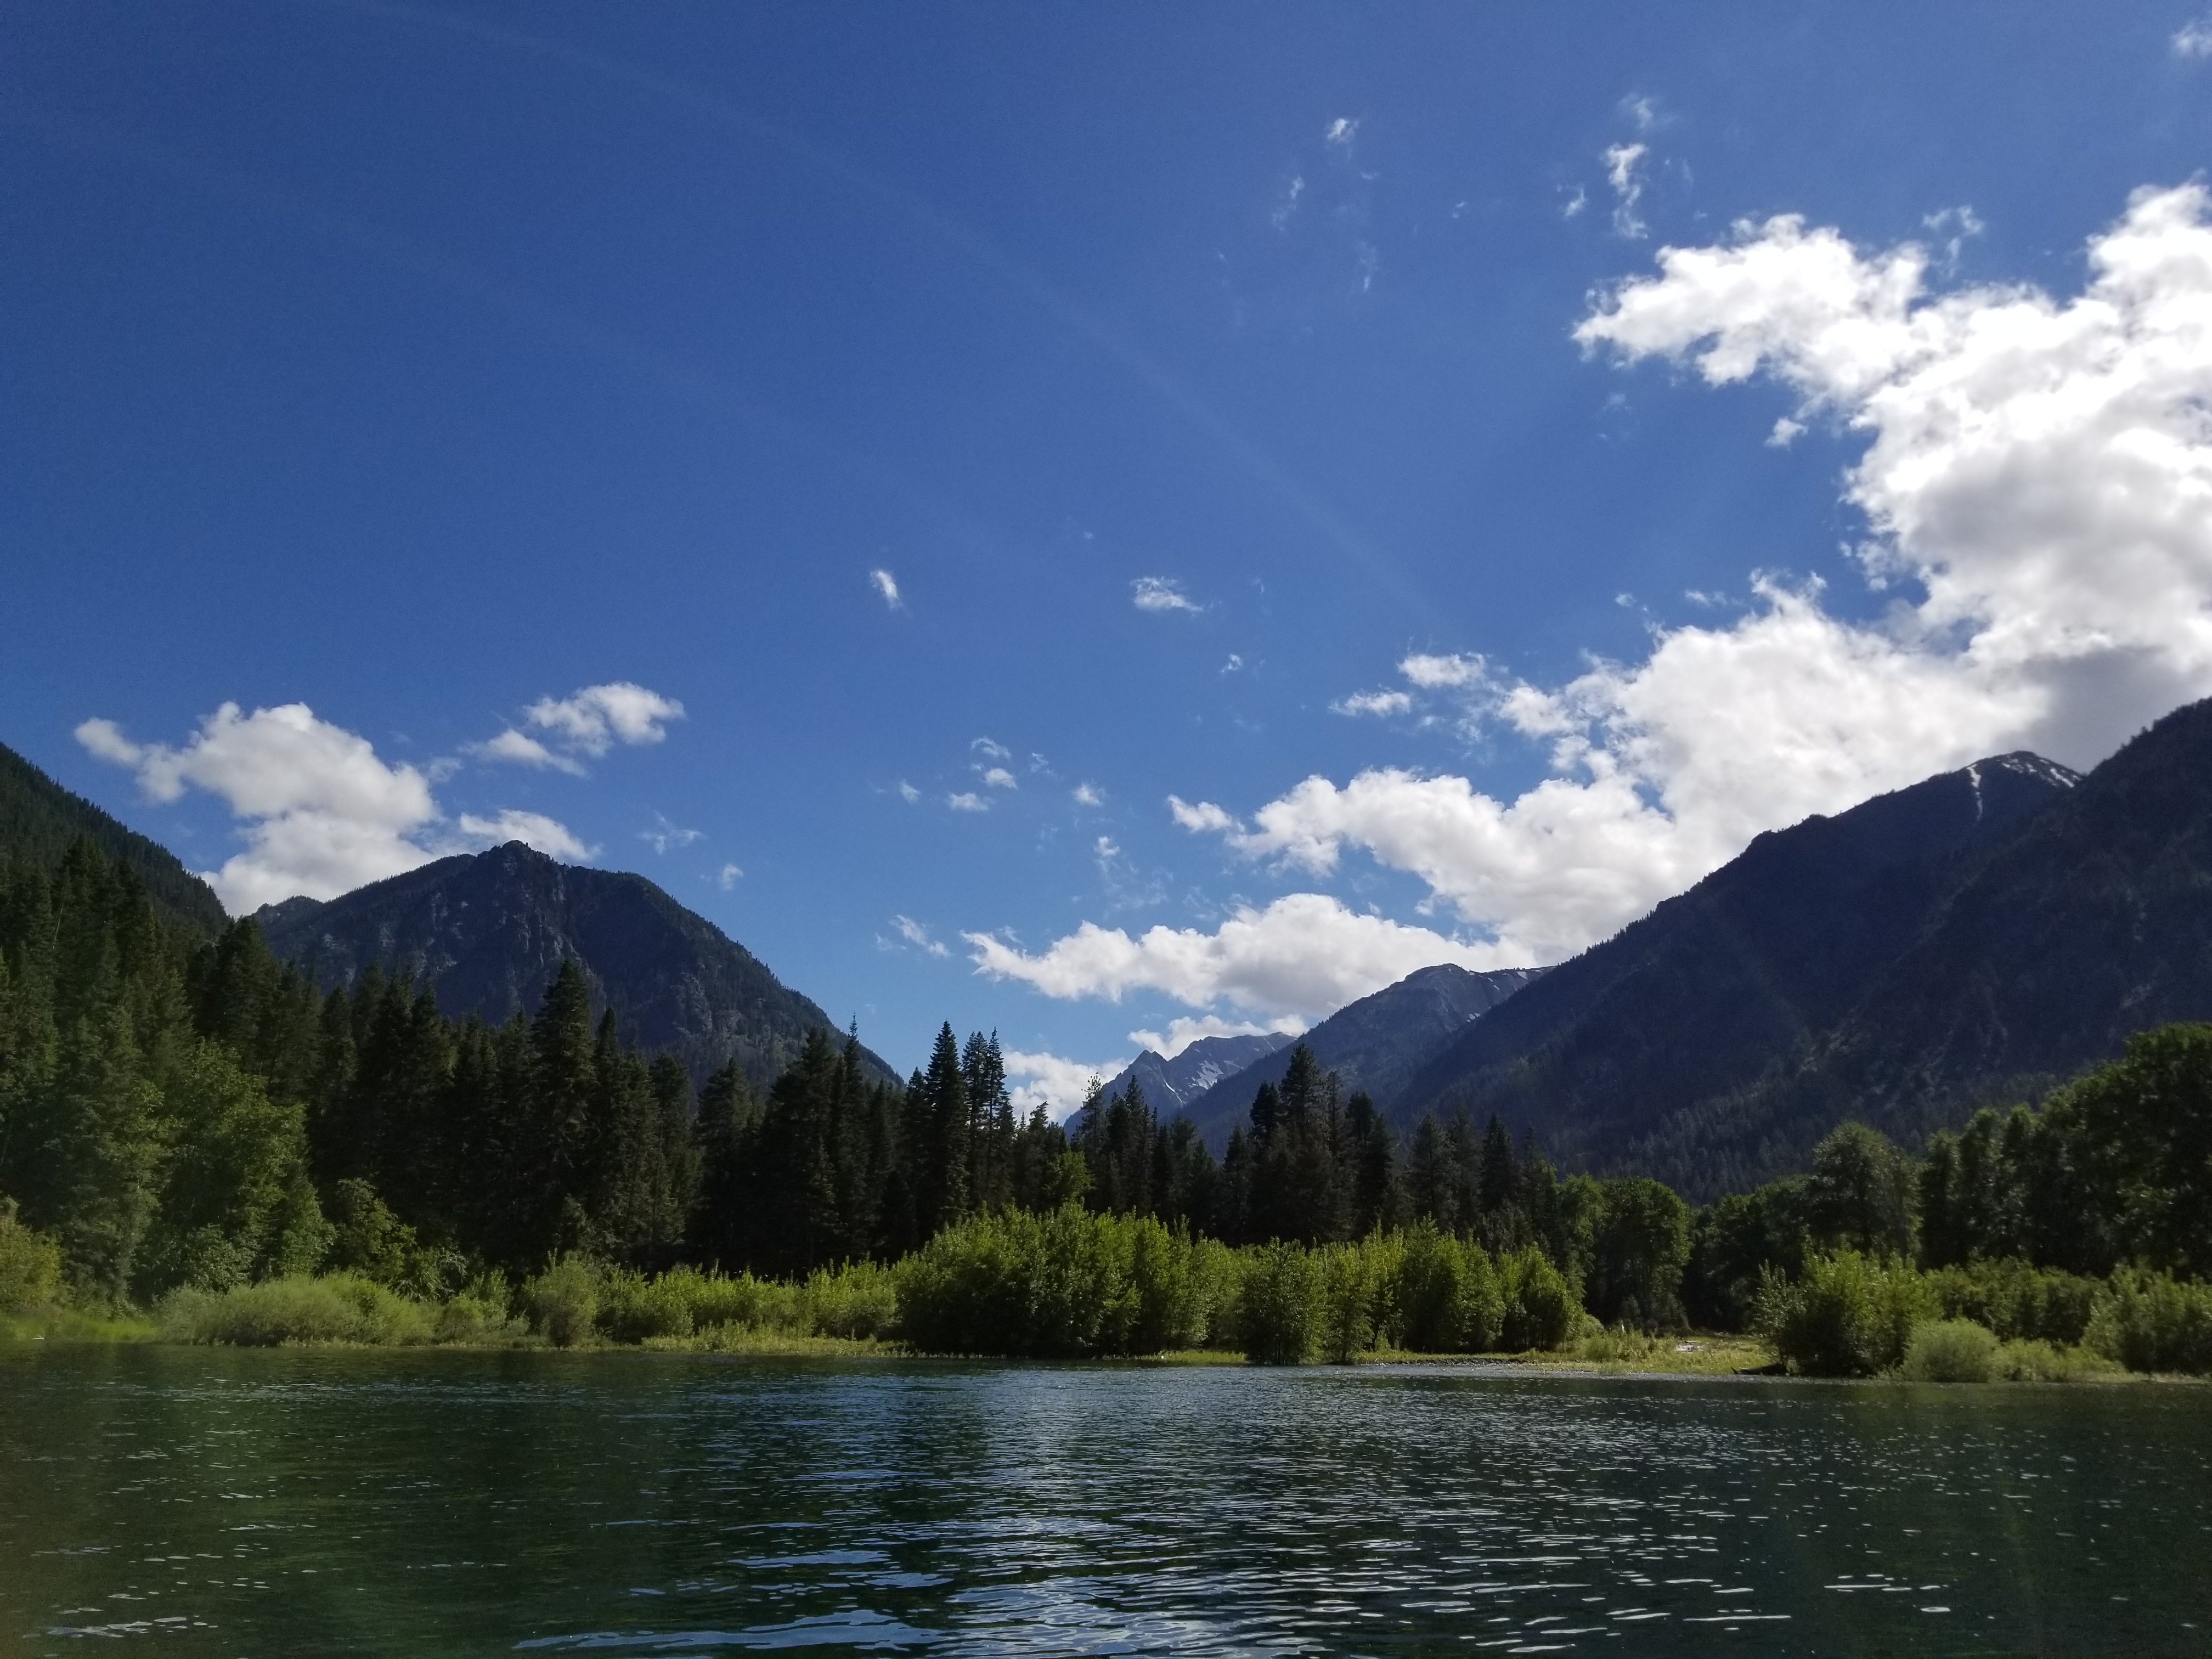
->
[2, 1347, 2207, 1656]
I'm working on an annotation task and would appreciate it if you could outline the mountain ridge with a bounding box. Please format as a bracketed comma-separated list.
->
[1179, 963, 1548, 1149]
[255, 840, 895, 1088]
[1391, 748, 2109, 1195]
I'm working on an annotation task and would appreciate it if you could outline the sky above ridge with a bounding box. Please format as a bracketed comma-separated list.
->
[12, 2, 2212, 1110]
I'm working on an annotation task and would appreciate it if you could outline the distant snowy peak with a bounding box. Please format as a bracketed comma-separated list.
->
[1973, 752, 2082, 791]
[1098, 1031, 1300, 1115]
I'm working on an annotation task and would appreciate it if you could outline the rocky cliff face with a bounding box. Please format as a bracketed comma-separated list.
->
[256, 841, 892, 1087]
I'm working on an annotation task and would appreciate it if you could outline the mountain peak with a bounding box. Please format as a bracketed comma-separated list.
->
[257, 843, 891, 1087]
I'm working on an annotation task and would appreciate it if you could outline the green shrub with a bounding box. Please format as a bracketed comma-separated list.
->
[1927, 1259, 2100, 1346]
[1499, 1246, 1577, 1351]
[1900, 1319, 1999, 1382]
[2086, 1268, 2212, 1375]
[0, 1200, 63, 1313]
[1757, 1250, 1937, 1376]
[1993, 1338, 2115, 1383]
[800, 1260, 897, 1340]
[894, 1205, 1204, 1358]
[521, 1257, 603, 1348]
[1314, 1238, 1392, 1363]
[1392, 1223, 1505, 1353]
[1238, 1242, 1321, 1364]
[161, 1273, 432, 1346]
[431, 1288, 527, 1345]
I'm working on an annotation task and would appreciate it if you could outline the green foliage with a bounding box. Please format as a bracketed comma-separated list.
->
[1805, 1121, 1917, 1260]
[1683, 1178, 1810, 1331]
[1925, 1258, 2100, 1346]
[0, 1197, 62, 1312]
[1992, 1338, 2115, 1383]
[894, 1204, 1212, 1358]
[1391, 1221, 1503, 1353]
[1899, 1319, 1999, 1383]
[161, 1273, 433, 1346]
[521, 1257, 602, 1348]
[1236, 1242, 1321, 1364]
[1756, 1249, 1937, 1376]
[1498, 1246, 1578, 1351]
[2085, 1268, 2212, 1375]
[1585, 1176, 1690, 1330]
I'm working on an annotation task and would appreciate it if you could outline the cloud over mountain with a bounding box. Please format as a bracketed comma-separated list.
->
[991, 182, 2212, 991]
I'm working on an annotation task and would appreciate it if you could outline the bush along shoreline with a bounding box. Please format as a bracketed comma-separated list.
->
[3, 844, 2209, 1378]
[7, 1200, 2200, 1379]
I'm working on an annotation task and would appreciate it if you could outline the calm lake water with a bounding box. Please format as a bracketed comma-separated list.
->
[1, 1347, 2207, 1657]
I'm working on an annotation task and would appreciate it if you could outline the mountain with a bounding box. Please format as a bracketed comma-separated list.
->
[255, 840, 895, 1088]
[0, 739, 227, 935]
[1179, 964, 1548, 1149]
[1393, 749, 2090, 1197]
[1097, 1031, 1299, 1119]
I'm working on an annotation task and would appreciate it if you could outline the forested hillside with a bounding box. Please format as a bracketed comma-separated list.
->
[257, 841, 892, 1090]
[0, 741, 226, 935]
[1395, 750, 2087, 1194]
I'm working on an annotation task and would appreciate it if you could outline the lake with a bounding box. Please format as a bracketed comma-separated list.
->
[1, 1347, 2206, 1656]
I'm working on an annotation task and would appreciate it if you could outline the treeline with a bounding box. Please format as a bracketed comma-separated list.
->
[4, 837, 2211, 1371]
[0, 840, 1081, 1300]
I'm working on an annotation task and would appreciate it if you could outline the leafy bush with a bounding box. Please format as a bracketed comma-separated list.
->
[895, 1205, 1209, 1358]
[1499, 1247, 1578, 1352]
[1993, 1338, 2115, 1383]
[799, 1260, 898, 1340]
[0, 1200, 63, 1313]
[1756, 1250, 1937, 1376]
[161, 1273, 432, 1346]
[521, 1257, 603, 1348]
[1927, 1259, 2100, 1346]
[2086, 1268, 2212, 1375]
[1392, 1223, 1504, 1353]
[1900, 1319, 1999, 1382]
[1237, 1242, 1321, 1364]
[1314, 1238, 1394, 1363]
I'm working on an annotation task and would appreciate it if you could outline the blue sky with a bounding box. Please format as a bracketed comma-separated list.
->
[12, 3, 2212, 1107]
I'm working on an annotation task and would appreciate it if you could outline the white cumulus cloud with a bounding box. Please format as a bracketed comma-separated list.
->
[458, 810, 596, 862]
[523, 681, 684, 759]
[964, 893, 1511, 1023]
[1331, 689, 1414, 718]
[1132, 577, 1203, 614]
[77, 702, 592, 913]
[947, 791, 988, 812]
[988, 180, 2212, 1015]
[1126, 1012, 1307, 1060]
[1002, 1049, 1125, 1123]
[2175, 15, 2212, 57]
[1158, 182, 2212, 969]
[470, 727, 586, 775]
[1399, 651, 1489, 690]
[870, 567, 904, 608]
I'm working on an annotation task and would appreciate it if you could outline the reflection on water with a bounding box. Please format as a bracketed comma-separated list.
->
[1, 1347, 2207, 1656]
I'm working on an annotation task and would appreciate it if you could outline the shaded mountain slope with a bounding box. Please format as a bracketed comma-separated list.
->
[1181, 964, 1547, 1149]
[0, 739, 228, 935]
[1396, 752, 2081, 1197]
[1657, 699, 2212, 1186]
[257, 840, 893, 1088]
